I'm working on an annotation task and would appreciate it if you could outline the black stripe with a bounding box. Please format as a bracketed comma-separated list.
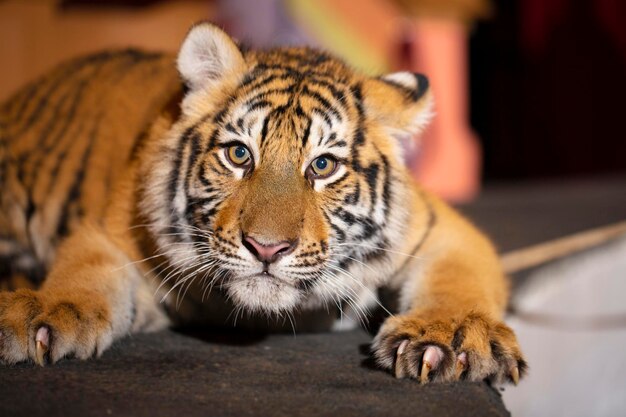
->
[350, 84, 364, 117]
[276, 48, 332, 66]
[31, 50, 146, 194]
[206, 128, 220, 151]
[343, 182, 360, 205]
[56, 113, 101, 237]
[199, 207, 218, 225]
[246, 100, 273, 112]
[198, 155, 226, 188]
[379, 152, 391, 219]
[211, 107, 228, 126]
[332, 207, 356, 225]
[10, 51, 120, 139]
[364, 163, 380, 209]
[308, 76, 348, 105]
[243, 87, 294, 108]
[212, 153, 230, 172]
[46, 117, 86, 211]
[328, 140, 347, 148]
[261, 106, 292, 145]
[301, 116, 312, 147]
[322, 132, 336, 146]
[26, 75, 92, 190]
[165, 125, 196, 236]
[10, 64, 83, 137]
[252, 63, 302, 76]
[183, 133, 202, 225]
[322, 210, 346, 243]
[302, 87, 343, 122]
[211, 94, 238, 127]
[317, 130, 328, 147]
[3, 77, 46, 122]
[311, 107, 334, 128]
[325, 172, 349, 189]
[362, 244, 387, 263]
[225, 122, 238, 134]
[187, 195, 219, 208]
[208, 163, 229, 177]
[15, 60, 98, 188]
[353, 217, 380, 240]
[260, 114, 271, 144]
[238, 70, 290, 92]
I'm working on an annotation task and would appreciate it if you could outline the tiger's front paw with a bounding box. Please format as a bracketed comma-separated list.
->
[0, 289, 113, 365]
[372, 312, 527, 384]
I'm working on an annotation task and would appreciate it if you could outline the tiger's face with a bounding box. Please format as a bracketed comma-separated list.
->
[142, 24, 432, 315]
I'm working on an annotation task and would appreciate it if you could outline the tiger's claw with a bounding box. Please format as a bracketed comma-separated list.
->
[373, 313, 526, 384]
[35, 327, 49, 366]
[419, 345, 443, 383]
[455, 351, 468, 379]
[394, 340, 409, 378]
[419, 360, 431, 383]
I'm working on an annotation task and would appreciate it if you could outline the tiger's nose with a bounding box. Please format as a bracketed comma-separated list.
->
[242, 235, 297, 264]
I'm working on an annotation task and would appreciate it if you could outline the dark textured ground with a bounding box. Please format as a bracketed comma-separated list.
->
[1, 176, 624, 417]
[0, 330, 509, 417]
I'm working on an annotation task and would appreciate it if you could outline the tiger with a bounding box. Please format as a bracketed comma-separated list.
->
[0, 22, 526, 384]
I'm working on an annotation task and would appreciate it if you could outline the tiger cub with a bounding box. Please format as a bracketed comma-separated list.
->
[0, 23, 525, 384]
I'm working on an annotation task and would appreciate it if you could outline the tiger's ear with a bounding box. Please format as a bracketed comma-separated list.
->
[177, 22, 245, 92]
[362, 72, 433, 140]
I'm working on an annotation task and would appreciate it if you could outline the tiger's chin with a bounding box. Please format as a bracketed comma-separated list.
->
[226, 274, 302, 314]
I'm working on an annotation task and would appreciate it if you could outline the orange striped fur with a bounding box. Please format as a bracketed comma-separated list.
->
[0, 23, 524, 384]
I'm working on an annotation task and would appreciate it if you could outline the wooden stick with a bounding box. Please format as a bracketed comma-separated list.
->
[501, 221, 626, 274]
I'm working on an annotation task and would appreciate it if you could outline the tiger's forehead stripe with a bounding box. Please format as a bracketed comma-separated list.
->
[213, 64, 357, 155]
[175, 47, 359, 158]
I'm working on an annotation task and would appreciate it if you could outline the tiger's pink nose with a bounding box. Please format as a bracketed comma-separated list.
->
[243, 235, 296, 264]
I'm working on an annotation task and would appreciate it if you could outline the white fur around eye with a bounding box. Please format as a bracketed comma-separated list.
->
[218, 147, 251, 179]
[302, 113, 350, 191]
[216, 112, 265, 173]
[311, 164, 347, 192]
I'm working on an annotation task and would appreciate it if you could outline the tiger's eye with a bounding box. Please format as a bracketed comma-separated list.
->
[227, 145, 251, 166]
[310, 156, 337, 178]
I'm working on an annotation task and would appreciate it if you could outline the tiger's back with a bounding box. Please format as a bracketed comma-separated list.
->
[0, 50, 180, 289]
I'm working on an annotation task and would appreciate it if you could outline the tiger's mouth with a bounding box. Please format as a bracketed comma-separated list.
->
[172, 227, 329, 314]
[246, 271, 295, 286]
[224, 271, 304, 314]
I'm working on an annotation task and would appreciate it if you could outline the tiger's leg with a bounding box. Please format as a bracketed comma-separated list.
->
[372, 197, 527, 384]
[0, 225, 168, 365]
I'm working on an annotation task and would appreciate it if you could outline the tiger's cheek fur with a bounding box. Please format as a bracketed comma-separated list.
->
[211, 183, 245, 233]
[300, 200, 330, 250]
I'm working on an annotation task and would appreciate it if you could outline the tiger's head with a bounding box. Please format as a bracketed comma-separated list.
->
[141, 23, 433, 316]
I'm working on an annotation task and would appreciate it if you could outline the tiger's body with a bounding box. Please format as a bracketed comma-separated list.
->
[0, 50, 180, 290]
[0, 23, 525, 384]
